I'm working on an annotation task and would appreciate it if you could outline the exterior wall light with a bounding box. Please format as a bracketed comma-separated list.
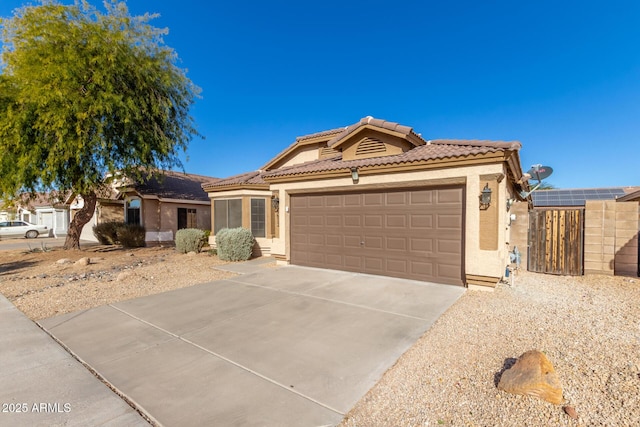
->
[271, 196, 279, 212]
[480, 183, 492, 209]
[350, 167, 359, 184]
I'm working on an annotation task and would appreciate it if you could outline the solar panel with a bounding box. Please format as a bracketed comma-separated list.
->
[531, 188, 628, 207]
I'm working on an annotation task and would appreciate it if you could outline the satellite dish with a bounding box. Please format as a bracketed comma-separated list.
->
[527, 164, 553, 182]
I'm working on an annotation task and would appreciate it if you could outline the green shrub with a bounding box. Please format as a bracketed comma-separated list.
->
[216, 227, 255, 261]
[201, 229, 211, 247]
[175, 228, 206, 254]
[116, 224, 146, 248]
[93, 221, 121, 245]
[93, 221, 145, 247]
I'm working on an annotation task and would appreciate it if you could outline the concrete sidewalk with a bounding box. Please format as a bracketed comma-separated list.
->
[0, 294, 149, 427]
[39, 263, 465, 426]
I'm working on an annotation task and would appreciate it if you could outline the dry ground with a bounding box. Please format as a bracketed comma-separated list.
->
[0, 245, 238, 321]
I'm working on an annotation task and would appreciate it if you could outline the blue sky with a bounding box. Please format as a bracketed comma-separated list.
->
[2, 1, 639, 189]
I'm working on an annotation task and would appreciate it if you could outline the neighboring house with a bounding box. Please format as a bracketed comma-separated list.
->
[203, 116, 530, 289]
[0, 193, 70, 237]
[70, 170, 217, 244]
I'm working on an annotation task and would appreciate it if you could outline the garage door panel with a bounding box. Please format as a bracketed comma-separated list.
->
[363, 193, 384, 206]
[365, 236, 383, 249]
[410, 238, 433, 253]
[325, 234, 342, 247]
[308, 215, 324, 227]
[325, 215, 341, 227]
[386, 214, 406, 228]
[386, 192, 407, 205]
[344, 255, 362, 270]
[344, 194, 361, 206]
[364, 214, 383, 227]
[290, 187, 463, 286]
[437, 240, 461, 255]
[386, 259, 408, 274]
[411, 214, 433, 229]
[410, 190, 433, 205]
[437, 214, 462, 229]
[344, 215, 361, 227]
[325, 254, 344, 269]
[411, 261, 434, 276]
[364, 257, 384, 272]
[307, 195, 324, 208]
[308, 234, 324, 245]
[386, 237, 407, 251]
[344, 235, 362, 249]
[437, 188, 463, 204]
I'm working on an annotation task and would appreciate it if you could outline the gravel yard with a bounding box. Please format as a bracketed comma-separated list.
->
[341, 270, 640, 427]
[0, 245, 238, 321]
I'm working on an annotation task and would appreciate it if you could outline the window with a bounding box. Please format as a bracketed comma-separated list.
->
[214, 199, 242, 233]
[126, 198, 141, 225]
[251, 198, 265, 238]
[178, 208, 197, 229]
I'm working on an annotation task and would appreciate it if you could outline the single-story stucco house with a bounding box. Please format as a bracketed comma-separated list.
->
[203, 117, 531, 289]
[70, 170, 216, 244]
[1, 193, 70, 236]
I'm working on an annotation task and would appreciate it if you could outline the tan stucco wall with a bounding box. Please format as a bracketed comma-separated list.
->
[278, 144, 320, 168]
[98, 203, 123, 223]
[269, 162, 514, 285]
[143, 199, 159, 229]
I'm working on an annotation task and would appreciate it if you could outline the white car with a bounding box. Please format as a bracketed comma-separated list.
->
[0, 221, 49, 239]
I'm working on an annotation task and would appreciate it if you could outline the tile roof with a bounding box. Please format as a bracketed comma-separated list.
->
[201, 170, 267, 190]
[131, 170, 217, 201]
[263, 139, 521, 179]
[296, 126, 346, 142]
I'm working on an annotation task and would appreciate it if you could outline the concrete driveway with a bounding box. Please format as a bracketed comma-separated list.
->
[39, 260, 464, 426]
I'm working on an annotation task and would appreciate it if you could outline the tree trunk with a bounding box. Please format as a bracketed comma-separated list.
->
[63, 191, 97, 250]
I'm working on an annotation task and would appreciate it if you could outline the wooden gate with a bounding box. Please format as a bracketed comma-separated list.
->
[528, 209, 584, 275]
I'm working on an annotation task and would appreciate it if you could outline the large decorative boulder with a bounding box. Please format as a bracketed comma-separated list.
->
[497, 350, 564, 404]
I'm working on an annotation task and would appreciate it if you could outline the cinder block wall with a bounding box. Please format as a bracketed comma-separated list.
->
[584, 200, 639, 276]
[614, 202, 639, 276]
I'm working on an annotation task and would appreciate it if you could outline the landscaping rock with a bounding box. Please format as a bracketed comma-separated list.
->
[497, 350, 564, 404]
[56, 258, 71, 264]
[75, 257, 90, 266]
[117, 271, 132, 281]
[563, 405, 578, 419]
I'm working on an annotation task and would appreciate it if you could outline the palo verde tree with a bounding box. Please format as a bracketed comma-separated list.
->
[0, 0, 200, 249]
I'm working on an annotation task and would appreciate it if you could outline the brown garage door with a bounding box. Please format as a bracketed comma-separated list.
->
[290, 187, 464, 286]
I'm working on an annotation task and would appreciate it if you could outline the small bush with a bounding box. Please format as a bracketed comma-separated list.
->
[175, 228, 206, 254]
[201, 229, 211, 247]
[93, 221, 121, 245]
[93, 221, 145, 247]
[116, 224, 146, 248]
[216, 227, 255, 261]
